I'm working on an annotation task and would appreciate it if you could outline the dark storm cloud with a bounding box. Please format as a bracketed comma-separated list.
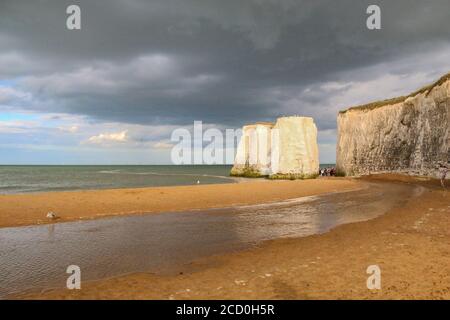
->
[1, 0, 450, 129]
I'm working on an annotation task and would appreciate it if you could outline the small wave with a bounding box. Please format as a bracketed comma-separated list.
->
[97, 170, 233, 180]
[233, 195, 319, 210]
[0, 185, 43, 194]
[97, 170, 122, 174]
[0, 185, 31, 191]
[0, 185, 23, 189]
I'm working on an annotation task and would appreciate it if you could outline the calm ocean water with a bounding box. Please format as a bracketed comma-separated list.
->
[0, 164, 335, 194]
[0, 165, 235, 194]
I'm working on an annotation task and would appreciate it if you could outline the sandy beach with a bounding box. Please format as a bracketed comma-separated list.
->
[0, 178, 359, 228]
[8, 175, 449, 300]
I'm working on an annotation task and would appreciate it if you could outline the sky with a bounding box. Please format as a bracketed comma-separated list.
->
[1, 0, 450, 164]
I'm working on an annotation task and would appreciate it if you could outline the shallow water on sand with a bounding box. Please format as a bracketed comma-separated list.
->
[0, 181, 418, 298]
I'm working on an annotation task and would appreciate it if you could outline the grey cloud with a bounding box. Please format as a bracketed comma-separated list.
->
[1, 0, 450, 132]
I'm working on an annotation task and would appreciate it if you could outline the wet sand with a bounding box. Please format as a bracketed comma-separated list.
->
[0, 178, 359, 228]
[1, 180, 408, 298]
[16, 175, 450, 300]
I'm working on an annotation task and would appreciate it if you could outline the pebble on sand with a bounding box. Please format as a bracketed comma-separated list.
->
[46, 212, 58, 220]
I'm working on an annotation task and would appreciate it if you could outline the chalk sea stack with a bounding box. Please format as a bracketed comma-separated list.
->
[337, 72, 450, 178]
[231, 116, 319, 179]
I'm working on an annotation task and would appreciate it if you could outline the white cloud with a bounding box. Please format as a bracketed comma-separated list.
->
[86, 130, 129, 145]
[0, 119, 41, 133]
[153, 141, 174, 149]
[58, 125, 79, 133]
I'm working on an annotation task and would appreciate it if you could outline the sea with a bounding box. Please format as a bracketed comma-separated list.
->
[0, 164, 336, 194]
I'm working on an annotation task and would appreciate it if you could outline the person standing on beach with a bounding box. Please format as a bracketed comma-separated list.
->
[438, 162, 449, 188]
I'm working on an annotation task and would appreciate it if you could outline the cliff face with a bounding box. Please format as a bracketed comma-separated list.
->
[232, 122, 274, 176]
[337, 75, 450, 178]
[231, 116, 319, 178]
[273, 117, 319, 176]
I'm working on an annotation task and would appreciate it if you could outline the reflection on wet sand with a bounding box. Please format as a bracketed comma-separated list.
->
[0, 181, 418, 298]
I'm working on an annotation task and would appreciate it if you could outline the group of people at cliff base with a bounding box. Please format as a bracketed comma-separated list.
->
[317, 163, 448, 186]
[319, 167, 336, 177]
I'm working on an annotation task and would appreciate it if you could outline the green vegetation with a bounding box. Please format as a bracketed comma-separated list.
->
[339, 72, 450, 114]
[230, 166, 320, 180]
[268, 173, 319, 180]
[230, 166, 267, 178]
[334, 170, 346, 177]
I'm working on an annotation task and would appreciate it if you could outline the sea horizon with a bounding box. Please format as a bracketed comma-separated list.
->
[0, 164, 336, 194]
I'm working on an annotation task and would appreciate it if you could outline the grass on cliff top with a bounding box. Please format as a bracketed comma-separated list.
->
[339, 72, 450, 114]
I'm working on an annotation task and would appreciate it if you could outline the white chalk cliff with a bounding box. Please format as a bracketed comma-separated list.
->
[337, 73, 450, 178]
[231, 116, 319, 178]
